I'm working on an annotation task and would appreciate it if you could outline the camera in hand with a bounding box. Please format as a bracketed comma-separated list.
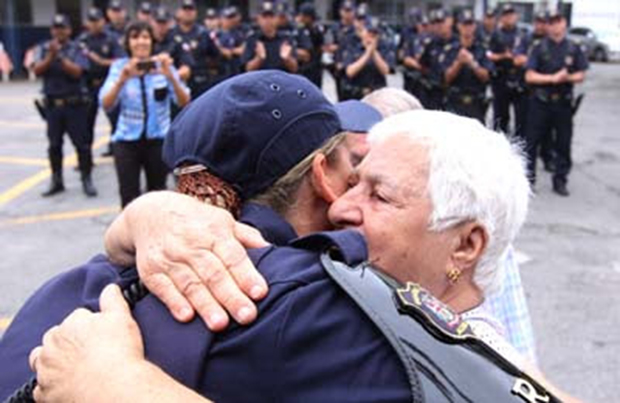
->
[136, 60, 156, 71]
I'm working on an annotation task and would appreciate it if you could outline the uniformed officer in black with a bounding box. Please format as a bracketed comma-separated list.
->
[401, 12, 430, 105]
[476, 8, 496, 48]
[32, 15, 97, 197]
[136, 2, 153, 23]
[488, 4, 528, 140]
[212, 7, 246, 80]
[295, 3, 325, 88]
[203, 8, 220, 33]
[525, 10, 588, 196]
[515, 11, 555, 172]
[325, 0, 357, 100]
[276, 2, 313, 72]
[340, 17, 394, 100]
[170, 0, 219, 97]
[418, 8, 454, 110]
[78, 7, 123, 153]
[152, 6, 193, 83]
[105, 0, 128, 41]
[442, 9, 493, 123]
[242, 2, 298, 73]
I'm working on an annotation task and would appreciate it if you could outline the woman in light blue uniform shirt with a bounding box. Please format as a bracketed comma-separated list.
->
[100, 21, 190, 207]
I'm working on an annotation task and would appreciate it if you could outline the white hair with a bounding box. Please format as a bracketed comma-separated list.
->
[362, 87, 423, 117]
[367, 110, 530, 297]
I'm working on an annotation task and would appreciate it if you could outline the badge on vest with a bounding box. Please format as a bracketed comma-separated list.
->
[395, 282, 475, 340]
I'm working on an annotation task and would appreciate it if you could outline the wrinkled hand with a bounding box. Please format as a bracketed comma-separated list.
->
[255, 41, 267, 60]
[29, 285, 144, 403]
[106, 191, 270, 331]
[280, 41, 292, 60]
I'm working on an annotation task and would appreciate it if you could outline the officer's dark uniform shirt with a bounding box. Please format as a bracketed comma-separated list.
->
[489, 26, 525, 81]
[34, 40, 90, 97]
[77, 31, 124, 86]
[297, 22, 325, 86]
[341, 35, 396, 91]
[0, 204, 411, 402]
[331, 22, 356, 68]
[526, 36, 588, 97]
[154, 30, 195, 70]
[104, 23, 126, 50]
[215, 28, 245, 77]
[440, 38, 494, 93]
[475, 24, 494, 48]
[420, 35, 453, 87]
[241, 30, 298, 72]
[170, 24, 220, 90]
[514, 32, 545, 57]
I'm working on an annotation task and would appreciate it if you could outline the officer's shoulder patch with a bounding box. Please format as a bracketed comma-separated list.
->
[395, 282, 475, 340]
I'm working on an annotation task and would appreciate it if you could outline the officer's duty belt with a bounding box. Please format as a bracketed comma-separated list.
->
[534, 88, 571, 103]
[45, 95, 89, 108]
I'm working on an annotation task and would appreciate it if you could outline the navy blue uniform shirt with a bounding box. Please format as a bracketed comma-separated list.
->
[440, 38, 494, 93]
[526, 36, 588, 96]
[77, 31, 124, 83]
[489, 27, 525, 75]
[154, 31, 195, 70]
[0, 205, 412, 402]
[341, 36, 395, 91]
[33, 39, 90, 97]
[241, 31, 298, 72]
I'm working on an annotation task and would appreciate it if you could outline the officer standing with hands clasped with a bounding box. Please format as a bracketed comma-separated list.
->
[32, 14, 97, 198]
[242, 2, 298, 73]
[525, 9, 588, 196]
[78, 7, 123, 156]
[442, 9, 493, 122]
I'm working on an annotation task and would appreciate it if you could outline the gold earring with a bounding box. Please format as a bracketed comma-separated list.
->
[447, 267, 461, 284]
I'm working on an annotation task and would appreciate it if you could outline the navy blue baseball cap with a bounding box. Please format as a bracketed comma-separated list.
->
[87, 7, 104, 21]
[108, 0, 124, 11]
[164, 71, 381, 200]
[51, 14, 71, 28]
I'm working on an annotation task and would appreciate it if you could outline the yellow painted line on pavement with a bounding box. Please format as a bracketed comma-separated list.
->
[0, 317, 12, 332]
[0, 135, 110, 206]
[0, 156, 48, 166]
[3, 206, 119, 226]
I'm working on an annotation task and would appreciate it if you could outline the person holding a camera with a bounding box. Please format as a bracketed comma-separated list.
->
[100, 21, 190, 208]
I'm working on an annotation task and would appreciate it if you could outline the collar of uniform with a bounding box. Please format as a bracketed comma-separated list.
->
[289, 229, 368, 266]
[240, 202, 298, 246]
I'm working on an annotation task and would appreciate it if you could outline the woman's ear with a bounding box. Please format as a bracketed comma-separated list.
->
[451, 222, 488, 273]
[310, 153, 339, 204]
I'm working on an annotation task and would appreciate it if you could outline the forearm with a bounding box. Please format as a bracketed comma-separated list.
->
[60, 58, 83, 78]
[297, 49, 311, 64]
[568, 71, 585, 84]
[345, 51, 371, 78]
[178, 65, 191, 82]
[282, 56, 298, 73]
[471, 64, 490, 82]
[169, 75, 190, 107]
[513, 54, 527, 67]
[371, 50, 390, 76]
[33, 54, 54, 76]
[525, 70, 555, 85]
[101, 76, 126, 110]
[245, 56, 263, 71]
[403, 56, 421, 70]
[444, 60, 462, 84]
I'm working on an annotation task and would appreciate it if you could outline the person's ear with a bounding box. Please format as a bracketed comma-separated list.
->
[310, 153, 339, 204]
[451, 222, 488, 273]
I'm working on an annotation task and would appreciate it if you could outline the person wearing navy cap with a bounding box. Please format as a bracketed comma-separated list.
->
[488, 3, 529, 141]
[524, 10, 588, 196]
[170, 0, 220, 97]
[203, 8, 220, 32]
[324, 0, 357, 100]
[152, 6, 193, 84]
[213, 7, 246, 80]
[242, 2, 298, 73]
[441, 9, 494, 122]
[295, 3, 325, 88]
[136, 2, 153, 23]
[31, 14, 97, 197]
[105, 0, 128, 39]
[401, 9, 430, 105]
[475, 7, 496, 48]
[0, 71, 387, 401]
[340, 17, 395, 100]
[276, 1, 313, 77]
[78, 7, 124, 158]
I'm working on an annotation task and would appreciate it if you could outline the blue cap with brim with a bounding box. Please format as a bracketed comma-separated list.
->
[164, 71, 381, 200]
[335, 100, 381, 133]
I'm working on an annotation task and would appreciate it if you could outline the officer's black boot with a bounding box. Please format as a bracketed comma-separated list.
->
[42, 152, 65, 197]
[81, 173, 98, 197]
[552, 177, 569, 197]
[78, 150, 97, 197]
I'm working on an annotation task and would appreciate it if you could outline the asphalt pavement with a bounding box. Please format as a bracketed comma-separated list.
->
[0, 65, 619, 402]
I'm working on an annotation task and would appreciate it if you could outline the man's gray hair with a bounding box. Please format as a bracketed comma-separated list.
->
[362, 87, 423, 117]
[368, 110, 530, 297]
